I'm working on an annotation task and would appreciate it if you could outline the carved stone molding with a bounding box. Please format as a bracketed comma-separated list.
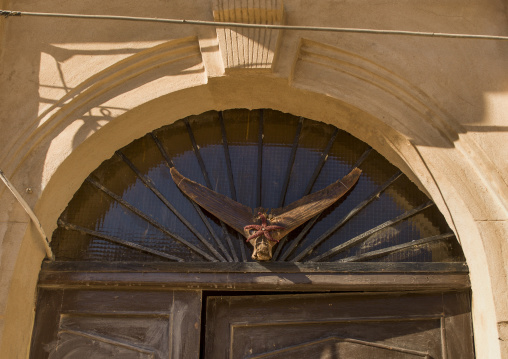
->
[212, 0, 284, 71]
[290, 38, 456, 148]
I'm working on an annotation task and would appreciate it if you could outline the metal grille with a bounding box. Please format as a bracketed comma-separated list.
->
[52, 109, 466, 263]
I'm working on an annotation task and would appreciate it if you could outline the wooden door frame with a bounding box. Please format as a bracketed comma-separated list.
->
[32, 261, 472, 358]
[38, 261, 469, 292]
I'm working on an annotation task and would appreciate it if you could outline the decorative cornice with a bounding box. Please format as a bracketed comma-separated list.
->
[213, 0, 284, 71]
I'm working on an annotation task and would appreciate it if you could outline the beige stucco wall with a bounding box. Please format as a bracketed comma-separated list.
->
[0, 0, 507, 357]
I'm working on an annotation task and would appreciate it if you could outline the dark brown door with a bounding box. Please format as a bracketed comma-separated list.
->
[31, 289, 473, 358]
[204, 291, 474, 359]
[30, 290, 202, 359]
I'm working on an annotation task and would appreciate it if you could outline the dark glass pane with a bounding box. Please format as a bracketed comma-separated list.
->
[51, 109, 466, 264]
[223, 109, 260, 209]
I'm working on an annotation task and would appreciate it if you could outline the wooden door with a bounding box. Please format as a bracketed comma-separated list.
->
[30, 289, 201, 359]
[31, 263, 473, 358]
[31, 289, 473, 358]
[204, 291, 474, 359]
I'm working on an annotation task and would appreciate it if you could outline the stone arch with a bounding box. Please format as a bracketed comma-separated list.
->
[1, 52, 504, 358]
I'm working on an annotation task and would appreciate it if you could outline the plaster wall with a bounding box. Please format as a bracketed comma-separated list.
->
[0, 0, 507, 357]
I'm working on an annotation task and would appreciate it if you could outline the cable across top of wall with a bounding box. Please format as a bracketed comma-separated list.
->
[1, 9, 508, 41]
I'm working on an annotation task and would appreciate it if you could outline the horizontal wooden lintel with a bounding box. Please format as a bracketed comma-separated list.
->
[38, 261, 470, 291]
[41, 261, 469, 273]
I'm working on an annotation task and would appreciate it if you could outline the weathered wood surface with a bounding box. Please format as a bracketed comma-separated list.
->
[204, 291, 474, 359]
[30, 287, 473, 358]
[269, 168, 362, 240]
[170, 167, 362, 242]
[41, 261, 469, 273]
[30, 290, 202, 359]
[171, 167, 255, 234]
[38, 262, 470, 291]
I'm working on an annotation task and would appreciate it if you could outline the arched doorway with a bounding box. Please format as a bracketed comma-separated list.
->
[30, 109, 473, 358]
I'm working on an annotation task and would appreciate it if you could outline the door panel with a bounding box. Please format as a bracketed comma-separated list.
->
[51, 315, 170, 358]
[31, 289, 474, 358]
[30, 290, 202, 359]
[204, 291, 473, 359]
[247, 337, 430, 358]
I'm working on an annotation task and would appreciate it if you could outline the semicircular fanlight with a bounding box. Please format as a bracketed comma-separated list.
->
[52, 109, 466, 263]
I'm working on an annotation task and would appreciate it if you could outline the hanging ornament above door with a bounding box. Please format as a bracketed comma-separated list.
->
[171, 167, 361, 260]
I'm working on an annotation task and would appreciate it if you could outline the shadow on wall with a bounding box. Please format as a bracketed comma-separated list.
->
[0, 1, 213, 203]
[1, 0, 507, 207]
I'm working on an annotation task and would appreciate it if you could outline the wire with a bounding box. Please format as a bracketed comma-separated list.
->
[1, 9, 508, 41]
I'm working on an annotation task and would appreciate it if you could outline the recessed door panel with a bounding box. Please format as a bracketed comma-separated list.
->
[204, 291, 473, 359]
[30, 290, 202, 359]
[247, 337, 430, 359]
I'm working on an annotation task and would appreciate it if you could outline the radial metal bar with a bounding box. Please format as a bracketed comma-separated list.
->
[150, 132, 174, 167]
[274, 217, 318, 261]
[58, 220, 184, 262]
[191, 201, 235, 261]
[338, 233, 456, 262]
[86, 177, 220, 262]
[278, 117, 304, 208]
[116, 150, 224, 260]
[184, 119, 239, 262]
[150, 132, 233, 262]
[277, 147, 375, 261]
[310, 201, 435, 262]
[256, 110, 264, 208]
[272, 127, 339, 260]
[291, 170, 402, 262]
[218, 113, 238, 202]
[219, 113, 248, 262]
[303, 127, 339, 195]
[184, 119, 212, 187]
[352, 147, 372, 168]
